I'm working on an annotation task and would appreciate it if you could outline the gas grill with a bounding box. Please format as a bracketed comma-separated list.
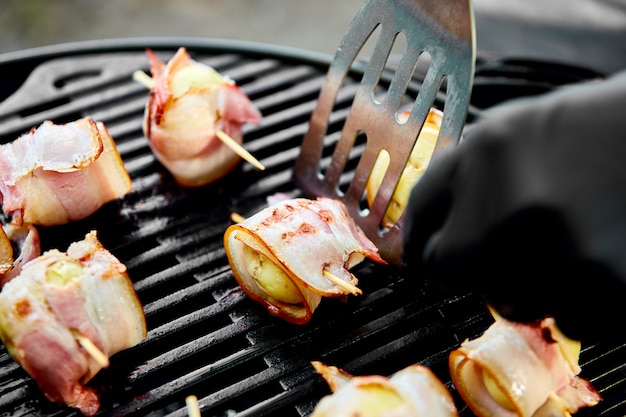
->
[0, 37, 623, 417]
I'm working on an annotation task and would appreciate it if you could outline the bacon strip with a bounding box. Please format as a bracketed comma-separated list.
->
[0, 231, 146, 416]
[224, 197, 386, 324]
[0, 118, 131, 226]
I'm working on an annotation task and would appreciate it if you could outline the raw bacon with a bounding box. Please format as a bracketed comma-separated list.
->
[224, 197, 386, 324]
[0, 118, 132, 226]
[142, 47, 262, 187]
[0, 231, 146, 416]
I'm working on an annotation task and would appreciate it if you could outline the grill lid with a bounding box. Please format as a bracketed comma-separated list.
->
[0, 38, 622, 417]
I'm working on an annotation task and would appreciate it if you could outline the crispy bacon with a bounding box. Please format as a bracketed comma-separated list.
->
[142, 47, 262, 187]
[0, 118, 131, 226]
[449, 316, 601, 417]
[0, 231, 146, 416]
[224, 197, 386, 324]
[310, 361, 459, 416]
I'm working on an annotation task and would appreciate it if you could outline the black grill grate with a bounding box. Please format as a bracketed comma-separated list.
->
[0, 39, 622, 417]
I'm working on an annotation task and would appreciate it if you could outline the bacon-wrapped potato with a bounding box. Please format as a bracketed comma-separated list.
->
[0, 231, 146, 416]
[310, 361, 458, 416]
[142, 47, 262, 187]
[449, 313, 601, 417]
[0, 223, 41, 286]
[0, 225, 13, 276]
[365, 108, 442, 228]
[0, 117, 131, 226]
[224, 197, 386, 324]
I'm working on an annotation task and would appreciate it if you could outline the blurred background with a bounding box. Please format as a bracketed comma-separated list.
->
[0, 0, 625, 75]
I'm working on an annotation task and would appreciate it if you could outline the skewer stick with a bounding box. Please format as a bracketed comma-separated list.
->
[185, 395, 201, 417]
[132, 70, 265, 171]
[75, 333, 109, 368]
[215, 130, 265, 171]
[323, 270, 362, 295]
[486, 303, 502, 321]
[132, 70, 155, 89]
[230, 212, 245, 224]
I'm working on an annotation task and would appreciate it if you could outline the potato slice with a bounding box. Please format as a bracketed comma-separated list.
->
[366, 108, 442, 228]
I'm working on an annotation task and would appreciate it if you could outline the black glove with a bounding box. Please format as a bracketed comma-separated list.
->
[402, 70, 626, 342]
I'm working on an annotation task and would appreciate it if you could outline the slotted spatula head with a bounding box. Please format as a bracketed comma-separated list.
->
[293, 0, 475, 265]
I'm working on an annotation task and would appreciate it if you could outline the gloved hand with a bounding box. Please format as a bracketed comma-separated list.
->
[402, 70, 626, 342]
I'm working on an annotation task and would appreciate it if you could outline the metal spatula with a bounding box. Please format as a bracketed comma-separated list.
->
[293, 0, 475, 266]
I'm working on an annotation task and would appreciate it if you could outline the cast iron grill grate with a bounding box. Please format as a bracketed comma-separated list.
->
[0, 39, 622, 417]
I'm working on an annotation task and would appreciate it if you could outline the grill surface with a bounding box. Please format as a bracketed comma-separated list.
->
[0, 38, 622, 417]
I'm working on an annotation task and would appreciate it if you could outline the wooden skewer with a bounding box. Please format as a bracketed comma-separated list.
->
[215, 130, 265, 171]
[132, 71, 265, 171]
[230, 212, 245, 224]
[185, 395, 201, 417]
[132, 70, 155, 89]
[323, 270, 362, 295]
[486, 303, 502, 321]
[75, 333, 109, 368]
